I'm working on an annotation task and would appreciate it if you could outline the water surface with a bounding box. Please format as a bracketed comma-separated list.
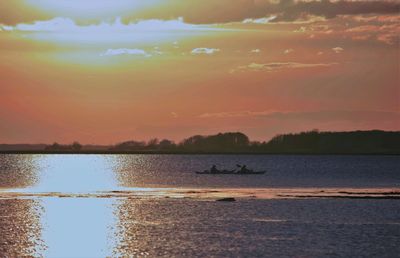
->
[1, 154, 399, 191]
[0, 154, 399, 257]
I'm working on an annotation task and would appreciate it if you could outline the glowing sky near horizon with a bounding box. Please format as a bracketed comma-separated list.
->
[0, 0, 399, 144]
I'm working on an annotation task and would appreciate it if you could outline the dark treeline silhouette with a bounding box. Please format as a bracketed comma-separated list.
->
[45, 141, 83, 151]
[109, 139, 177, 152]
[109, 130, 399, 154]
[1, 130, 399, 154]
[179, 132, 250, 152]
[254, 130, 400, 154]
[109, 132, 250, 152]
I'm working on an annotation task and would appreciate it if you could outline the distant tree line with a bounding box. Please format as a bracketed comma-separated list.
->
[253, 130, 400, 154]
[108, 132, 250, 153]
[32, 130, 400, 154]
[105, 130, 400, 154]
[45, 141, 82, 151]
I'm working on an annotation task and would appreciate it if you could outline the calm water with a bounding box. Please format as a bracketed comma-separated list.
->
[0, 154, 399, 257]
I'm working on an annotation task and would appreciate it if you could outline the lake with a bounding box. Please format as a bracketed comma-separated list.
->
[0, 154, 399, 257]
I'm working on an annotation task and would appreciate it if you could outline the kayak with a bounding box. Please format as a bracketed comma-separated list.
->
[195, 170, 266, 175]
[235, 171, 266, 175]
[195, 169, 236, 174]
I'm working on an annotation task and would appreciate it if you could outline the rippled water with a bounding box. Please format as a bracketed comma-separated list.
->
[1, 154, 399, 190]
[0, 154, 399, 257]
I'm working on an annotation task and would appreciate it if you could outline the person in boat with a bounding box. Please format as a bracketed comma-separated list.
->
[238, 164, 251, 173]
[210, 165, 219, 173]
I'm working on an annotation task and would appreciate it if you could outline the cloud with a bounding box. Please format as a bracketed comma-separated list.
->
[0, 17, 219, 33]
[171, 112, 178, 118]
[0, 25, 13, 31]
[294, 26, 307, 32]
[332, 47, 344, 53]
[231, 62, 337, 73]
[346, 25, 379, 33]
[199, 110, 278, 118]
[242, 16, 277, 24]
[305, 14, 400, 45]
[250, 49, 261, 53]
[284, 48, 294, 54]
[1, 1, 399, 25]
[345, 18, 400, 44]
[199, 109, 400, 124]
[273, 0, 399, 23]
[0, 16, 228, 45]
[265, 110, 400, 123]
[9, 17, 76, 32]
[154, 0, 400, 24]
[191, 48, 220, 55]
[377, 33, 398, 45]
[100, 48, 151, 57]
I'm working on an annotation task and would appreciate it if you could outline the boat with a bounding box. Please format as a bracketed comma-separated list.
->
[195, 169, 236, 174]
[195, 169, 266, 175]
[235, 170, 266, 175]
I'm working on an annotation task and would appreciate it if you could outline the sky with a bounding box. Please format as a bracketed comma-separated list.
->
[0, 0, 399, 144]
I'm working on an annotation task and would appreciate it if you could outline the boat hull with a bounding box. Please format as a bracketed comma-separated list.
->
[195, 171, 266, 175]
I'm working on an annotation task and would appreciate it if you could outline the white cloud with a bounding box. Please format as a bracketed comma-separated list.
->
[284, 48, 294, 54]
[171, 112, 178, 118]
[0, 17, 222, 33]
[199, 110, 278, 118]
[199, 110, 400, 123]
[172, 41, 179, 48]
[250, 49, 261, 53]
[101, 48, 151, 57]
[294, 26, 307, 32]
[0, 25, 14, 31]
[13, 17, 76, 32]
[152, 50, 163, 55]
[231, 62, 337, 73]
[332, 47, 344, 53]
[191, 48, 220, 55]
[242, 16, 277, 24]
[309, 15, 400, 45]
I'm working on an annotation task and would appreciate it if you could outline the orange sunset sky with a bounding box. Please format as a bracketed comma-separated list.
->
[0, 0, 399, 144]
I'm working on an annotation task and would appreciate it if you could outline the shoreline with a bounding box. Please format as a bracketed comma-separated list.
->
[1, 187, 399, 200]
[0, 151, 399, 155]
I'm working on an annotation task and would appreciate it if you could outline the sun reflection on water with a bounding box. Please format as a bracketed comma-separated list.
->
[25, 155, 120, 193]
[0, 198, 45, 256]
[0, 155, 148, 257]
[39, 197, 119, 257]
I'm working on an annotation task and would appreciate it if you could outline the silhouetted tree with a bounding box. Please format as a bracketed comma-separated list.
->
[113, 140, 146, 151]
[265, 130, 400, 153]
[180, 132, 250, 152]
[159, 139, 176, 149]
[41, 130, 399, 154]
[147, 138, 159, 149]
[71, 141, 82, 151]
[45, 142, 61, 151]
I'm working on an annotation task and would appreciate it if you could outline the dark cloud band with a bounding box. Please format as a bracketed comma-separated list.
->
[0, 0, 399, 25]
